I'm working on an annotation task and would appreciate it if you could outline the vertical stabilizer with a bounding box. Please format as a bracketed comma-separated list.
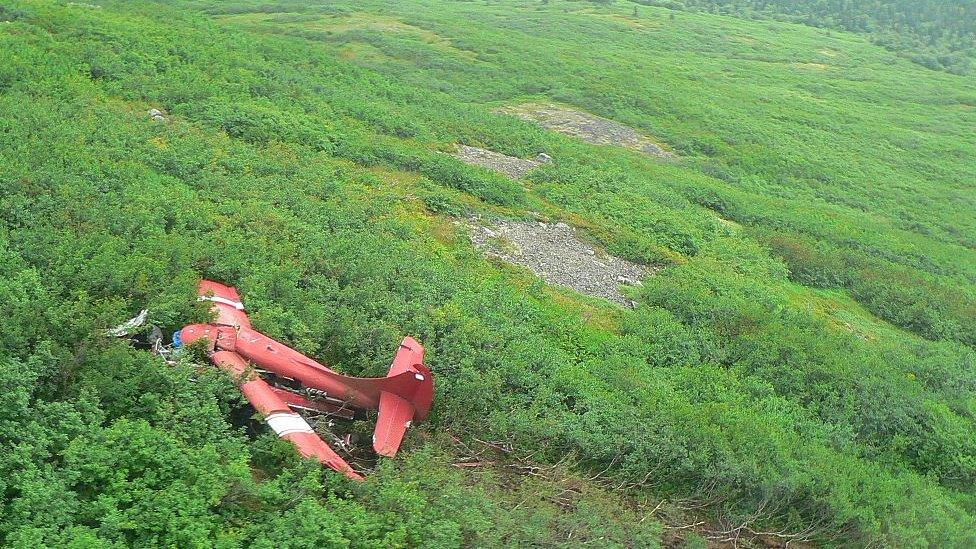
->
[373, 337, 431, 457]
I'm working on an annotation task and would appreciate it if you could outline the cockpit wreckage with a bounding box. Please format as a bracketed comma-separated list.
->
[147, 280, 433, 480]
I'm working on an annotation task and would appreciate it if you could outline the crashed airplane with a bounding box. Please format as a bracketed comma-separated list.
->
[177, 280, 434, 480]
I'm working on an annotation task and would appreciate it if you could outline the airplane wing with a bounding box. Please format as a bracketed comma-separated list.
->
[210, 350, 363, 480]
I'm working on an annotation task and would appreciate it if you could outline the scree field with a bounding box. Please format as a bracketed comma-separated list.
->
[1, 0, 975, 547]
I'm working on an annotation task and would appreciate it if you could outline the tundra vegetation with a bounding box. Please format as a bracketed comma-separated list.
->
[1, 0, 975, 547]
[634, 0, 976, 74]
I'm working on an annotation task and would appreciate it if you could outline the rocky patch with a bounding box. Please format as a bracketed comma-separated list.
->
[454, 145, 551, 179]
[466, 218, 648, 306]
[497, 103, 674, 159]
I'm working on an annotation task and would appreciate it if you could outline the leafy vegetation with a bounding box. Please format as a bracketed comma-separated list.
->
[633, 0, 976, 73]
[1, 0, 974, 546]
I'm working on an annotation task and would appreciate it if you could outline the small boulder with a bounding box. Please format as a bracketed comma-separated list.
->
[148, 108, 162, 117]
[535, 152, 553, 163]
[151, 114, 165, 122]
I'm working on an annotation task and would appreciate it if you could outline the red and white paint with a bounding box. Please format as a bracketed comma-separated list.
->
[182, 280, 434, 480]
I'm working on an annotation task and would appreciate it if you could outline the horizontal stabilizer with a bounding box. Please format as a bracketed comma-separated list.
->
[374, 391, 414, 457]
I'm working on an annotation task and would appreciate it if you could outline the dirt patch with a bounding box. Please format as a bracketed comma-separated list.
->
[496, 103, 675, 159]
[454, 145, 550, 179]
[715, 215, 742, 231]
[336, 42, 395, 64]
[466, 218, 648, 306]
[218, 12, 476, 60]
[302, 14, 477, 60]
[581, 10, 657, 31]
[794, 62, 830, 71]
[305, 15, 432, 36]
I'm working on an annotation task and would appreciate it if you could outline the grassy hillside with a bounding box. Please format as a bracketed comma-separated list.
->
[1, 0, 974, 546]
[633, 0, 976, 74]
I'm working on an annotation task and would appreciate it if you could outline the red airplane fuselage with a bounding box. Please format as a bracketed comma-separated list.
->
[180, 280, 434, 480]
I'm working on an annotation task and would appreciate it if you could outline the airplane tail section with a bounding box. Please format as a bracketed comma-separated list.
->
[373, 337, 433, 457]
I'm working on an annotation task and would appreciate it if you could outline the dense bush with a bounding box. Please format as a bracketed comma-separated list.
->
[636, 0, 976, 74]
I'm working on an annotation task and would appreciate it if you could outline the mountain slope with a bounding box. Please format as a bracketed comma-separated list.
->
[1, 1, 975, 546]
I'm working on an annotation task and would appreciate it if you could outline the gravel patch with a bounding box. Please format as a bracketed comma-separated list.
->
[496, 103, 675, 158]
[466, 218, 647, 306]
[454, 145, 551, 179]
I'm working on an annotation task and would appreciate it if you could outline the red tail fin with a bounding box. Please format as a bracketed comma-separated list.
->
[373, 337, 433, 457]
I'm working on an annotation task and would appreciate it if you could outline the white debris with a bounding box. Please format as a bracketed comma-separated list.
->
[106, 309, 149, 337]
